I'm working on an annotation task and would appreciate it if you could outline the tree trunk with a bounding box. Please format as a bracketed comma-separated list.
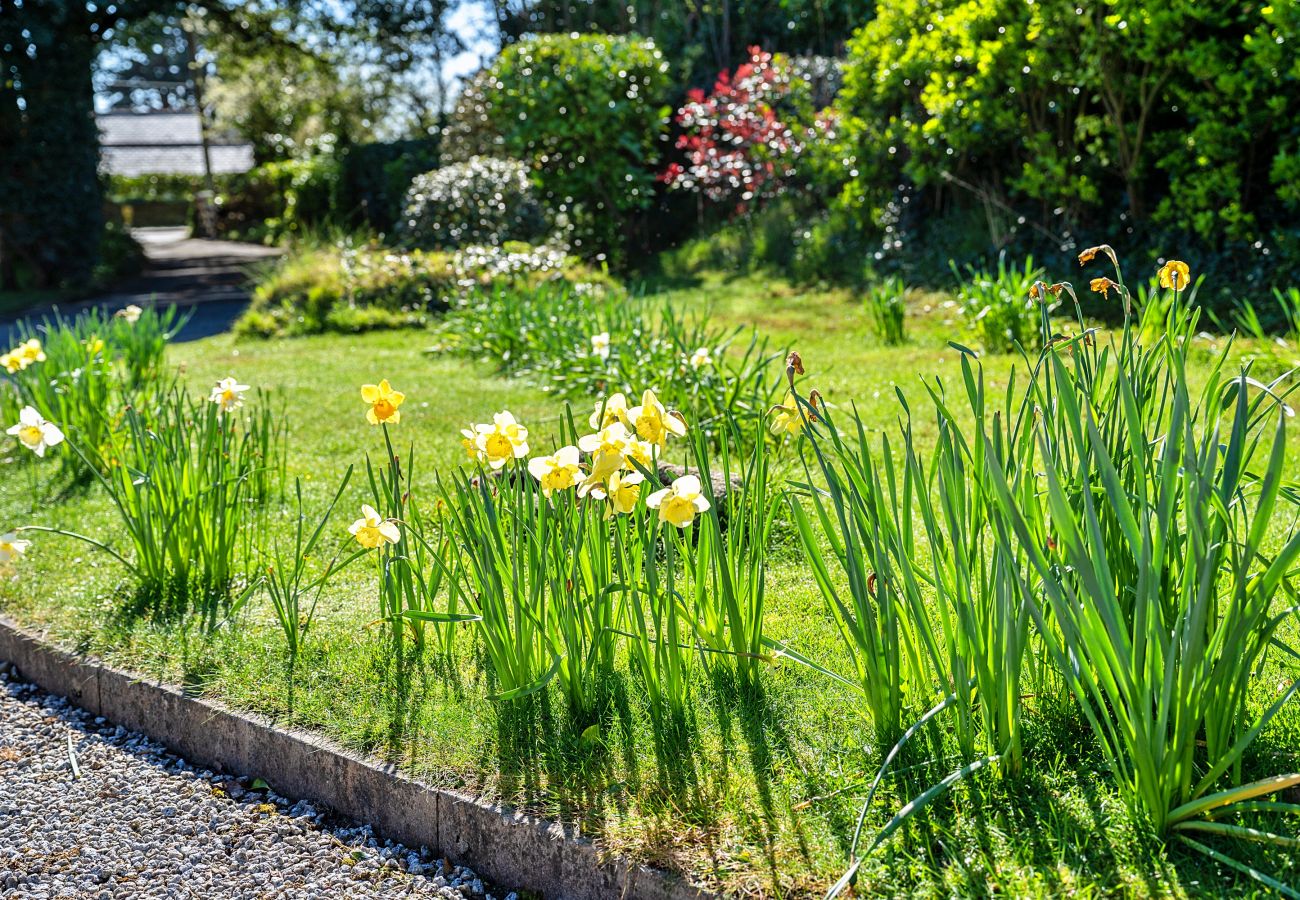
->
[0, 7, 103, 289]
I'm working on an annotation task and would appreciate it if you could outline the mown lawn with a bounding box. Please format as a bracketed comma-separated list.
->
[2, 271, 1298, 897]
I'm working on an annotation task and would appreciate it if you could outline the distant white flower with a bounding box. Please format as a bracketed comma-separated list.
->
[591, 332, 610, 361]
[115, 304, 143, 324]
[209, 377, 250, 413]
[6, 406, 64, 457]
[689, 346, 714, 369]
[0, 532, 31, 564]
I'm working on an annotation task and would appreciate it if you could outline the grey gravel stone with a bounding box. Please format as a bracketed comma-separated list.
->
[0, 673, 496, 899]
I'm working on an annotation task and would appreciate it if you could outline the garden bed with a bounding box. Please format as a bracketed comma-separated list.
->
[2, 271, 1299, 897]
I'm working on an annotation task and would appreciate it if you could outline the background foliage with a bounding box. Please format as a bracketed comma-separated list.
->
[444, 33, 672, 261]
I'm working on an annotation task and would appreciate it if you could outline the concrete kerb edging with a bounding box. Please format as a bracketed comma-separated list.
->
[0, 616, 714, 900]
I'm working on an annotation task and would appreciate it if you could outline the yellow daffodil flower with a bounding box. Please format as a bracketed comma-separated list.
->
[605, 471, 644, 516]
[115, 304, 143, 323]
[85, 336, 105, 356]
[622, 438, 654, 473]
[1158, 260, 1190, 291]
[475, 411, 529, 469]
[578, 422, 630, 456]
[19, 339, 45, 367]
[769, 391, 804, 435]
[646, 474, 711, 528]
[0, 351, 17, 374]
[527, 445, 582, 497]
[0, 532, 31, 564]
[460, 425, 481, 461]
[362, 379, 405, 425]
[589, 392, 629, 430]
[209, 376, 250, 413]
[626, 389, 687, 447]
[577, 446, 625, 496]
[7, 406, 64, 457]
[689, 347, 713, 369]
[349, 504, 401, 549]
[1089, 277, 1119, 299]
[590, 332, 610, 360]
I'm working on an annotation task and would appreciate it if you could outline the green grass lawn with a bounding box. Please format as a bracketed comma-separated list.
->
[2, 272, 1299, 897]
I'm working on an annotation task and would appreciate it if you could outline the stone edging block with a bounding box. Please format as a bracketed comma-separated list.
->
[0, 616, 714, 900]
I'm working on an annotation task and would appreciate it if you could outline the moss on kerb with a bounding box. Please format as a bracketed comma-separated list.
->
[0, 616, 712, 900]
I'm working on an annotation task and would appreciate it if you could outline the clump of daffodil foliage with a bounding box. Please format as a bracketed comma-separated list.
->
[432, 283, 783, 451]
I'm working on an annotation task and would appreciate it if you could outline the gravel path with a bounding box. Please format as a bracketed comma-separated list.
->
[0, 666, 509, 900]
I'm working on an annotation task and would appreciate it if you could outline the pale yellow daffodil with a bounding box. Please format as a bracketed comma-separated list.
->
[622, 438, 654, 473]
[527, 445, 583, 497]
[7, 406, 64, 457]
[209, 376, 250, 413]
[589, 392, 629, 431]
[115, 304, 143, 323]
[646, 474, 711, 528]
[349, 504, 401, 549]
[578, 422, 630, 457]
[604, 470, 644, 516]
[626, 389, 687, 447]
[769, 391, 803, 435]
[0, 532, 31, 564]
[689, 346, 713, 369]
[0, 351, 17, 374]
[460, 425, 481, 461]
[475, 411, 529, 469]
[18, 339, 44, 367]
[362, 379, 405, 425]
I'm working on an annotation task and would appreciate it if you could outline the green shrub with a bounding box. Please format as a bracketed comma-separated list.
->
[659, 198, 837, 281]
[214, 156, 340, 243]
[238, 240, 614, 338]
[829, 0, 1300, 291]
[337, 138, 441, 232]
[399, 157, 547, 249]
[445, 33, 671, 261]
[952, 254, 1047, 354]
[92, 221, 146, 285]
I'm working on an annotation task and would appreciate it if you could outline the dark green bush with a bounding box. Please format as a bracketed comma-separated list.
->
[829, 0, 1300, 295]
[445, 33, 671, 262]
[660, 198, 868, 286]
[337, 138, 441, 232]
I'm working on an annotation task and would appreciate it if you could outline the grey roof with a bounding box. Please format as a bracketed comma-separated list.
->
[98, 111, 254, 177]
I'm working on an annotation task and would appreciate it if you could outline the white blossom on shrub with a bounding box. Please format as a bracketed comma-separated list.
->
[400, 157, 547, 249]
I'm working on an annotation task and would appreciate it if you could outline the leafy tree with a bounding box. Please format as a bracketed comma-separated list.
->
[830, 0, 1300, 281]
[446, 33, 671, 261]
[1, 0, 452, 290]
[487, 0, 872, 85]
